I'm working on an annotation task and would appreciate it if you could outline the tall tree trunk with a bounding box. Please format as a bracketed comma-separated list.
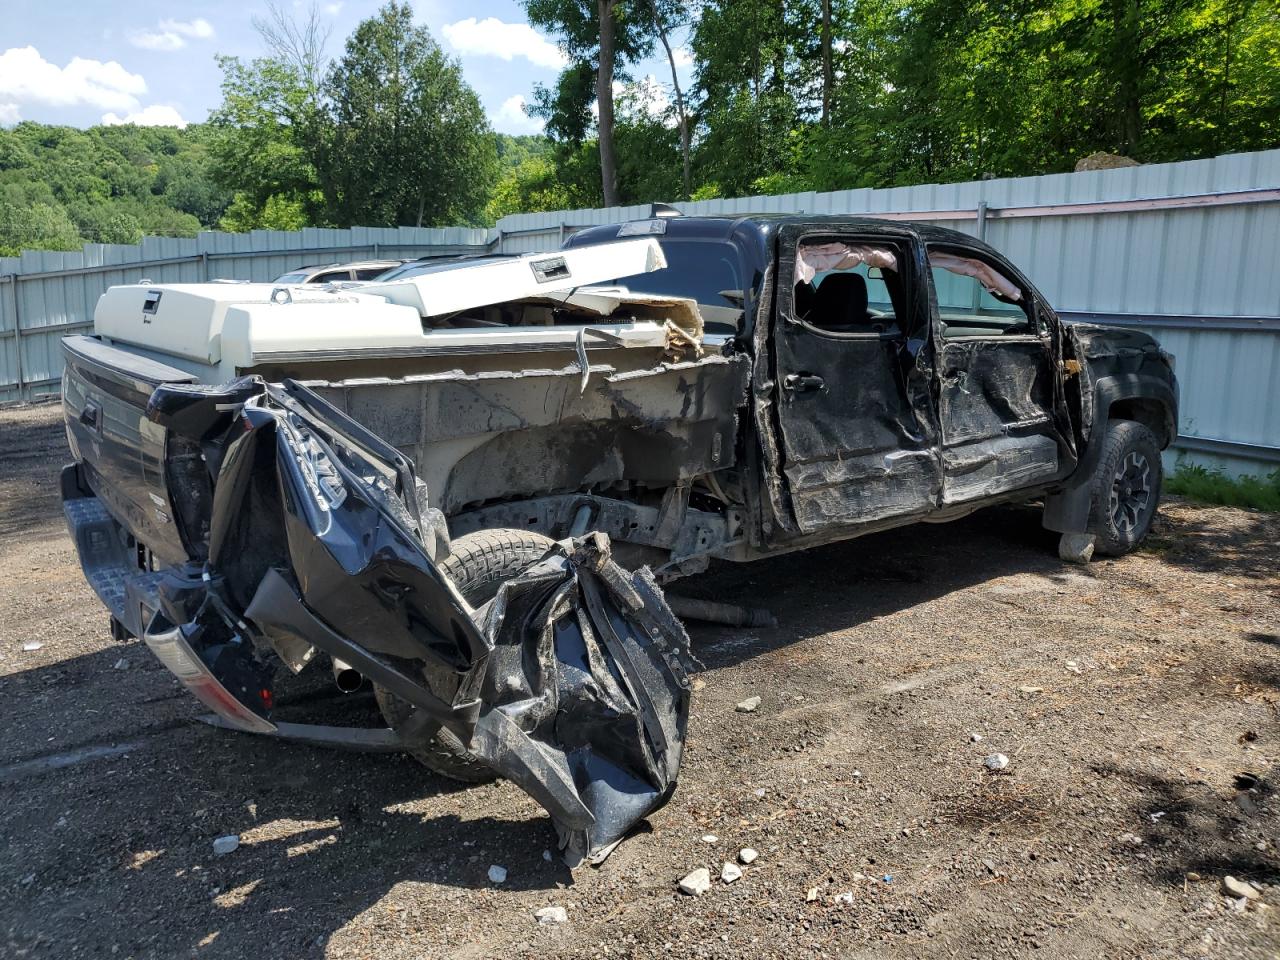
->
[597, 0, 620, 208]
[821, 0, 833, 125]
[1112, 0, 1143, 154]
[645, 0, 691, 199]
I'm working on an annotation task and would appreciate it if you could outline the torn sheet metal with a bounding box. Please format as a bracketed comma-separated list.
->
[137, 378, 693, 864]
[468, 532, 694, 864]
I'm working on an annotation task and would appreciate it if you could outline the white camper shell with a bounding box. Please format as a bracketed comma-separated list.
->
[91, 239, 705, 383]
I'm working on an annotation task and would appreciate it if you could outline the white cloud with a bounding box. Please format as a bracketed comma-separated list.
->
[673, 47, 692, 67]
[129, 18, 215, 52]
[102, 104, 187, 128]
[441, 18, 566, 70]
[0, 102, 19, 125]
[324, 2, 344, 15]
[0, 46, 146, 113]
[494, 94, 543, 134]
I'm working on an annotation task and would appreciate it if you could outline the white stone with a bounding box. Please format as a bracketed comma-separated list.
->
[535, 906, 568, 924]
[211, 835, 239, 856]
[738, 847, 759, 865]
[487, 864, 508, 884]
[1058, 533, 1096, 564]
[1222, 876, 1260, 901]
[721, 862, 742, 884]
[736, 696, 761, 713]
[701, 834, 719, 844]
[678, 868, 711, 895]
[984, 753, 1009, 771]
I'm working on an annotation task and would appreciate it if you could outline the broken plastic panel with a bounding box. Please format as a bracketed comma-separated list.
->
[136, 377, 694, 864]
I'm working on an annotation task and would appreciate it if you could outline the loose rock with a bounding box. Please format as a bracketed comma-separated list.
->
[678, 868, 711, 896]
[212, 835, 239, 857]
[970, 732, 984, 743]
[113, 658, 129, 670]
[701, 834, 718, 844]
[1222, 876, 1260, 901]
[721, 862, 742, 884]
[984, 753, 1009, 771]
[534, 906, 568, 924]
[805, 887, 819, 902]
[21, 641, 43, 652]
[736, 696, 761, 713]
[488, 864, 508, 884]
[834, 892, 855, 905]
[738, 848, 759, 865]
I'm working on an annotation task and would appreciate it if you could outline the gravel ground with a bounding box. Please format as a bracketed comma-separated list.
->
[1, 400, 1277, 959]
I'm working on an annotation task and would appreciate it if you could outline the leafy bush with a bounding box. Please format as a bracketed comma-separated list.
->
[1166, 464, 1280, 512]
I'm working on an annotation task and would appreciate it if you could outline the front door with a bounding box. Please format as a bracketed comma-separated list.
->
[769, 226, 942, 536]
[926, 244, 1074, 504]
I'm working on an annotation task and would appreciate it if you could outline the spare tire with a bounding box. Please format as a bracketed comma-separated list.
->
[376, 528, 555, 783]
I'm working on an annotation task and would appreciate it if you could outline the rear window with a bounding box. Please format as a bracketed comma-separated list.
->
[602, 239, 745, 334]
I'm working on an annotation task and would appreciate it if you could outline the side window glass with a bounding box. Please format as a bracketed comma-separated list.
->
[794, 241, 904, 335]
[312, 270, 352, 283]
[353, 267, 389, 280]
[928, 249, 1034, 338]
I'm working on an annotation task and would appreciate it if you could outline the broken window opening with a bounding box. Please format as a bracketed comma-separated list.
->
[927, 248, 1034, 339]
[794, 240, 905, 335]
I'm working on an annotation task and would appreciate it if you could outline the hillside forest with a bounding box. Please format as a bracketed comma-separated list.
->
[1, 0, 1276, 256]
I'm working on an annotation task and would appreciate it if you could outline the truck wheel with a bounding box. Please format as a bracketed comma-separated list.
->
[376, 528, 556, 783]
[1087, 419, 1163, 557]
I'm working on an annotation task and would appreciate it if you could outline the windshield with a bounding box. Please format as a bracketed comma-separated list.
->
[601, 239, 744, 334]
[273, 271, 311, 284]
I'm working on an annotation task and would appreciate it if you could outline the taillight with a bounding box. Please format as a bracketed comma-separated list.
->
[143, 619, 276, 734]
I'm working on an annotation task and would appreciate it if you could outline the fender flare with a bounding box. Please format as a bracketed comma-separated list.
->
[1042, 373, 1178, 534]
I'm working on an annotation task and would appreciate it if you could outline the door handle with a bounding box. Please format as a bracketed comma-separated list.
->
[783, 373, 825, 394]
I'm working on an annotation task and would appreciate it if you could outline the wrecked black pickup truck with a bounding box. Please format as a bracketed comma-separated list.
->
[60, 214, 1177, 864]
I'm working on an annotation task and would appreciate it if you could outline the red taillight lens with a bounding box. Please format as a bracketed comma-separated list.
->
[143, 620, 276, 734]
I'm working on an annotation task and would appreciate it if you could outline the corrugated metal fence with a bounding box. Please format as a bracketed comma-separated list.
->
[493, 149, 1280, 478]
[4, 151, 1278, 477]
[0, 225, 488, 402]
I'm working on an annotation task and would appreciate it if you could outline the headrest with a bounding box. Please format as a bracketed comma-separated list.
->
[811, 272, 868, 328]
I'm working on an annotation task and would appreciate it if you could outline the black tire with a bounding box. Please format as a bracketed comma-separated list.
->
[376, 528, 556, 783]
[1087, 419, 1163, 557]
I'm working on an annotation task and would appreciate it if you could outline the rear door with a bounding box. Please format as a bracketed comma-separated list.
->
[927, 244, 1075, 504]
[769, 225, 942, 535]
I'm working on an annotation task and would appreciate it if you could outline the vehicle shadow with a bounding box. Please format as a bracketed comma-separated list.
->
[674, 501, 1068, 670]
[0, 645, 574, 958]
[0, 500, 1217, 958]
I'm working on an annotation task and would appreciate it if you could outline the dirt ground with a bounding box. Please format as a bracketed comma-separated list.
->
[1, 400, 1277, 960]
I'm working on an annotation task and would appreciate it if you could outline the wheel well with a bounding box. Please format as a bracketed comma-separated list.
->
[1108, 397, 1172, 448]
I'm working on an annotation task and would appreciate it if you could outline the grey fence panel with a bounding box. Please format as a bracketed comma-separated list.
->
[0, 225, 489, 402]
[492, 148, 1280, 477]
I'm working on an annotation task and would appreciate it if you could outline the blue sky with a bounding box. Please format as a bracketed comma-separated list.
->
[0, 0, 693, 135]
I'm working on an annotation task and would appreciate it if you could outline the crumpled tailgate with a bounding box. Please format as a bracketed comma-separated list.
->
[139, 377, 694, 864]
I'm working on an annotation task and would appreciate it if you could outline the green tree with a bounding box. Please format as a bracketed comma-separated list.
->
[208, 55, 323, 226]
[314, 2, 498, 227]
[524, 0, 656, 206]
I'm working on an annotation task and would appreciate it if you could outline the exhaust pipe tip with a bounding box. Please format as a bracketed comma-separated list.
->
[331, 657, 363, 694]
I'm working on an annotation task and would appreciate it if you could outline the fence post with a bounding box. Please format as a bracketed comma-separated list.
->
[10, 277, 25, 402]
[976, 200, 989, 242]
